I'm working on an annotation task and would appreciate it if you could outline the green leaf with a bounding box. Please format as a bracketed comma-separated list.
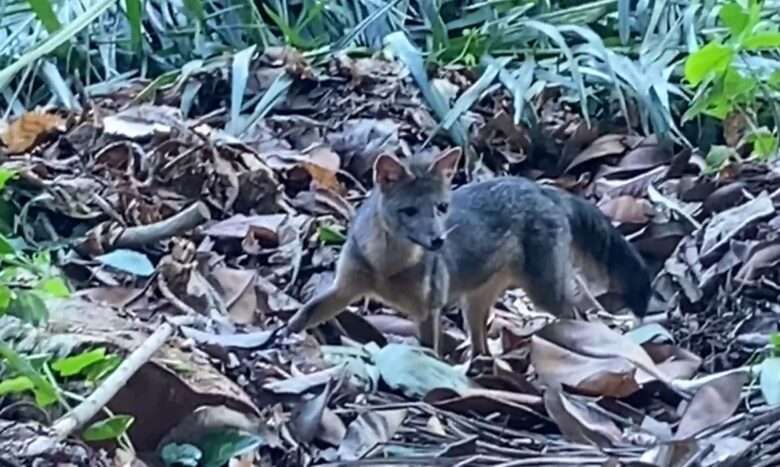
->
[160, 443, 202, 467]
[372, 343, 476, 399]
[183, 0, 205, 21]
[52, 348, 108, 377]
[96, 249, 155, 277]
[37, 277, 70, 298]
[83, 354, 122, 383]
[82, 415, 134, 441]
[0, 0, 117, 89]
[771, 333, 780, 351]
[704, 145, 736, 173]
[749, 128, 778, 160]
[719, 2, 749, 37]
[684, 42, 734, 86]
[0, 285, 13, 312]
[0, 343, 58, 407]
[199, 430, 265, 467]
[6, 290, 49, 326]
[227, 45, 257, 135]
[0, 376, 35, 396]
[761, 357, 780, 405]
[26, 0, 62, 33]
[723, 68, 756, 99]
[0, 168, 18, 191]
[626, 323, 674, 344]
[0, 233, 16, 255]
[743, 31, 780, 50]
[318, 225, 346, 245]
[124, 0, 143, 51]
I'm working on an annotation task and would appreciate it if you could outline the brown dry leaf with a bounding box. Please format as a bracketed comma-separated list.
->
[336, 409, 407, 461]
[291, 379, 334, 444]
[1, 111, 66, 153]
[536, 320, 673, 387]
[673, 370, 748, 440]
[301, 143, 342, 192]
[543, 386, 622, 448]
[700, 191, 775, 260]
[598, 195, 653, 225]
[531, 336, 641, 398]
[564, 134, 626, 173]
[210, 267, 258, 324]
[205, 213, 291, 243]
[102, 104, 183, 140]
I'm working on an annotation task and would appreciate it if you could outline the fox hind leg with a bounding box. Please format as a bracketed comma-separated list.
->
[519, 230, 578, 319]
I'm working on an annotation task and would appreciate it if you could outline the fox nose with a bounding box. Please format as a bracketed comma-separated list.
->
[430, 237, 444, 250]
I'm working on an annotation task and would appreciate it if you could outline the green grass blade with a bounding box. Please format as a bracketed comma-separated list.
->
[124, 0, 143, 52]
[441, 56, 509, 130]
[384, 31, 468, 148]
[0, 0, 117, 90]
[239, 71, 293, 137]
[26, 0, 60, 33]
[523, 19, 591, 127]
[228, 44, 256, 135]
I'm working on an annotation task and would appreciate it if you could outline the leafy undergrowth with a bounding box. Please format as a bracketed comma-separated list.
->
[1, 47, 780, 467]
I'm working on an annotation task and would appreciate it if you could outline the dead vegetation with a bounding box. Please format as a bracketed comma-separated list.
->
[1, 47, 780, 467]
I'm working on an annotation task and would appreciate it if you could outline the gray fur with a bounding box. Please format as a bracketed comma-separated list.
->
[286, 148, 651, 356]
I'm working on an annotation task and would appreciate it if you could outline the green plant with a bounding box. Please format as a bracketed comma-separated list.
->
[683, 0, 780, 159]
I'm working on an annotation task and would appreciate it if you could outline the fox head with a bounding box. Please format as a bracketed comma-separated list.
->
[371, 147, 462, 251]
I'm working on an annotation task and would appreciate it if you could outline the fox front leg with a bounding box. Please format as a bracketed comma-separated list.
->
[418, 308, 443, 356]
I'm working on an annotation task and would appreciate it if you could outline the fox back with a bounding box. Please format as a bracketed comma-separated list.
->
[286, 147, 651, 356]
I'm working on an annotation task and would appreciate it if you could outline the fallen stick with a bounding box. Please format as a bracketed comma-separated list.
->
[114, 201, 211, 249]
[52, 316, 194, 440]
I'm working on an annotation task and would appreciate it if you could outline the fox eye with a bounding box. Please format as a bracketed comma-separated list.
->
[399, 207, 418, 216]
[436, 202, 449, 214]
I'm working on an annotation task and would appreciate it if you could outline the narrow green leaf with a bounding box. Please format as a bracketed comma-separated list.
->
[199, 430, 265, 467]
[440, 57, 508, 131]
[161, 443, 202, 467]
[318, 225, 345, 245]
[0, 285, 13, 311]
[52, 348, 108, 377]
[183, 0, 205, 21]
[684, 42, 734, 86]
[125, 0, 143, 52]
[6, 290, 49, 326]
[227, 45, 257, 136]
[0, 233, 15, 255]
[743, 32, 780, 50]
[0, 376, 34, 396]
[0, 342, 58, 407]
[82, 415, 134, 441]
[0, 0, 117, 89]
[26, 0, 61, 33]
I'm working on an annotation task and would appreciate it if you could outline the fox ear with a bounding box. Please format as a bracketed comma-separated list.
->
[429, 147, 462, 182]
[373, 153, 412, 190]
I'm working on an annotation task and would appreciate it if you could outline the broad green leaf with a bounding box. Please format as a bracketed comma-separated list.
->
[0, 233, 15, 255]
[125, 0, 143, 51]
[719, 2, 748, 37]
[372, 343, 476, 399]
[772, 333, 780, 352]
[0, 376, 34, 395]
[743, 32, 780, 50]
[749, 129, 778, 160]
[723, 68, 756, 99]
[96, 249, 155, 277]
[0, 168, 17, 191]
[183, 0, 205, 21]
[318, 225, 345, 245]
[160, 443, 202, 467]
[199, 430, 265, 467]
[704, 145, 736, 173]
[760, 357, 780, 405]
[26, 0, 61, 33]
[0, 285, 13, 311]
[82, 415, 134, 441]
[52, 348, 108, 377]
[84, 354, 122, 383]
[0, 343, 58, 407]
[37, 277, 70, 298]
[684, 42, 734, 86]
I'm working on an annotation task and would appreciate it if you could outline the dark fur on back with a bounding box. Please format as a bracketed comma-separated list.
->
[544, 186, 651, 316]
